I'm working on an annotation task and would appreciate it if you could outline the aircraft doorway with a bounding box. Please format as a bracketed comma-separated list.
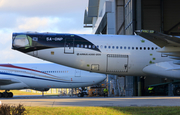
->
[106, 54, 128, 72]
[64, 38, 74, 54]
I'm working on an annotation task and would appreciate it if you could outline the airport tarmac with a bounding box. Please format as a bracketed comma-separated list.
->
[0, 96, 180, 107]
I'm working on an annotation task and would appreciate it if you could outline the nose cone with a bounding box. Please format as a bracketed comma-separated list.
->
[12, 33, 30, 49]
[12, 33, 32, 53]
[95, 73, 107, 83]
[12, 34, 29, 48]
[81, 71, 106, 84]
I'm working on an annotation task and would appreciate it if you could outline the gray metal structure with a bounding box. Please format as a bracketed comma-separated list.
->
[84, 0, 180, 96]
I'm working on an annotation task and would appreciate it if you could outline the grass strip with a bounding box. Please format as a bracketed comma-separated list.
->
[25, 106, 180, 115]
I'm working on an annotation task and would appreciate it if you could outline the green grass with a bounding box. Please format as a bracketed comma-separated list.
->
[25, 106, 180, 115]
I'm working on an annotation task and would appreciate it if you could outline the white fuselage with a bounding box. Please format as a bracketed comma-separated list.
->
[0, 63, 106, 90]
[26, 35, 171, 76]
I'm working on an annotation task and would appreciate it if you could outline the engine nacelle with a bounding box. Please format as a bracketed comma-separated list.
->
[143, 61, 180, 79]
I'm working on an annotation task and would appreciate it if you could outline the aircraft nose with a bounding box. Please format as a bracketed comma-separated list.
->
[12, 33, 30, 49]
[95, 73, 107, 83]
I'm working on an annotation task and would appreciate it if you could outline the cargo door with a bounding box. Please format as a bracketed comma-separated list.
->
[107, 54, 128, 72]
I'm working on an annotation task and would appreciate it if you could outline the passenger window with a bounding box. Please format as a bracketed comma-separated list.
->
[144, 47, 146, 50]
[132, 47, 134, 50]
[152, 47, 154, 50]
[120, 46, 122, 49]
[148, 47, 150, 50]
[140, 47, 142, 50]
[77, 44, 79, 47]
[155, 47, 158, 50]
[108, 46, 111, 49]
[97, 45, 99, 48]
[124, 46, 126, 49]
[136, 47, 138, 50]
[104, 46, 107, 48]
[128, 47, 130, 49]
[116, 46, 118, 49]
[92, 45, 95, 48]
[100, 45, 103, 48]
[112, 46, 115, 49]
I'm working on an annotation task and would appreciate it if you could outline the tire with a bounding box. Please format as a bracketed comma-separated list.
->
[81, 93, 84, 97]
[173, 87, 180, 96]
[78, 93, 81, 97]
[8, 92, 13, 98]
[0, 93, 3, 98]
[3, 92, 8, 98]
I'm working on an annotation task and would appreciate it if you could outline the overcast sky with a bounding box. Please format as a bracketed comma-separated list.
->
[0, 0, 91, 63]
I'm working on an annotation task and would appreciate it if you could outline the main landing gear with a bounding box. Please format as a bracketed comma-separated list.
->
[0, 90, 13, 98]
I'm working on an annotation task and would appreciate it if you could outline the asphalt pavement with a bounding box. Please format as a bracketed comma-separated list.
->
[1, 96, 180, 107]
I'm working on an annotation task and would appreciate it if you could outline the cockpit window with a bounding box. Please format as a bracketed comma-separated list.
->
[13, 35, 31, 48]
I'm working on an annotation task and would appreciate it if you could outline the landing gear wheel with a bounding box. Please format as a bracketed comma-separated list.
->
[78, 93, 84, 97]
[173, 87, 180, 96]
[3, 92, 8, 98]
[8, 92, 13, 98]
[0, 93, 3, 98]
[81, 93, 84, 97]
[78, 93, 81, 97]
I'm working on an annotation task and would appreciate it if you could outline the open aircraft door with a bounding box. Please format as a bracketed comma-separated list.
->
[64, 38, 74, 54]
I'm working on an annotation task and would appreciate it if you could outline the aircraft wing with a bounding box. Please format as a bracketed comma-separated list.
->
[137, 30, 180, 62]
[137, 30, 180, 78]
[0, 78, 20, 85]
[137, 30, 180, 48]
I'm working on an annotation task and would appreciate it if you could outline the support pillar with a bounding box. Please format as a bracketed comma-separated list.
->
[107, 74, 111, 97]
[138, 77, 142, 96]
[42, 91, 44, 96]
[168, 83, 174, 96]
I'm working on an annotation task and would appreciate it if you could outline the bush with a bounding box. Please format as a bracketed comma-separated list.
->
[0, 104, 27, 115]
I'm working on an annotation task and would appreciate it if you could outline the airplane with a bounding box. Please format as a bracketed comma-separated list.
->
[0, 63, 106, 98]
[11, 30, 180, 91]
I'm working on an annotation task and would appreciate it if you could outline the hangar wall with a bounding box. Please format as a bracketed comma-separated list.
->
[84, 0, 180, 96]
[84, 0, 180, 35]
